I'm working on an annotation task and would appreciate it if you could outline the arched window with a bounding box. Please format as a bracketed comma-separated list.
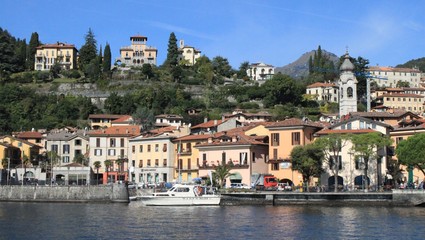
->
[347, 87, 353, 98]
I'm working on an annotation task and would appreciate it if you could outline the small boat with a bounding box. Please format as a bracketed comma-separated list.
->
[139, 184, 221, 206]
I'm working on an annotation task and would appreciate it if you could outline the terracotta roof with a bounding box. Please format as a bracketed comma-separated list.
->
[379, 93, 423, 98]
[191, 120, 224, 129]
[266, 118, 324, 129]
[195, 132, 267, 147]
[36, 42, 76, 49]
[316, 129, 377, 135]
[306, 82, 337, 88]
[89, 114, 127, 119]
[350, 111, 420, 119]
[89, 126, 140, 136]
[368, 66, 421, 72]
[148, 126, 176, 135]
[174, 134, 214, 142]
[16, 131, 43, 139]
[111, 115, 133, 123]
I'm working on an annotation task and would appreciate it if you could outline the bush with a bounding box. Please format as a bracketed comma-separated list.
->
[62, 69, 81, 79]
[10, 72, 33, 83]
[35, 71, 51, 82]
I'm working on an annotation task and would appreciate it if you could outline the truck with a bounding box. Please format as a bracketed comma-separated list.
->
[251, 173, 278, 191]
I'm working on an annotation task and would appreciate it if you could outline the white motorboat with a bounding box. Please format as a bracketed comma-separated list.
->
[139, 184, 221, 206]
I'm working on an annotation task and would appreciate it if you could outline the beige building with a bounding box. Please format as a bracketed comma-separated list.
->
[367, 66, 422, 88]
[306, 82, 339, 103]
[178, 40, 201, 66]
[376, 93, 424, 113]
[45, 129, 89, 166]
[116, 35, 158, 66]
[34, 42, 78, 70]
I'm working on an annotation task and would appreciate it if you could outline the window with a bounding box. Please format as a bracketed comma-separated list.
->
[75, 139, 82, 146]
[240, 152, 248, 165]
[110, 138, 116, 147]
[163, 143, 167, 152]
[155, 159, 159, 167]
[147, 159, 151, 166]
[108, 149, 116, 156]
[347, 123, 352, 130]
[329, 156, 342, 170]
[147, 145, 151, 152]
[139, 145, 143, 152]
[271, 163, 279, 170]
[63, 156, 70, 163]
[120, 138, 125, 147]
[139, 160, 143, 168]
[187, 158, 191, 169]
[273, 149, 278, 160]
[396, 137, 403, 144]
[347, 87, 353, 98]
[96, 138, 100, 147]
[132, 146, 135, 153]
[292, 132, 300, 145]
[355, 157, 364, 170]
[155, 144, 159, 152]
[163, 159, 167, 167]
[202, 153, 207, 162]
[252, 152, 256, 163]
[94, 149, 102, 156]
[222, 152, 226, 165]
[271, 133, 280, 146]
[63, 144, 70, 154]
[75, 150, 81, 156]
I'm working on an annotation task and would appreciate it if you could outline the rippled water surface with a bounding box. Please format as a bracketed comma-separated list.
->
[0, 202, 424, 239]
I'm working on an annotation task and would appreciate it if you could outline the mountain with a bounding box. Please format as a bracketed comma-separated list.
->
[275, 50, 340, 79]
[396, 57, 425, 72]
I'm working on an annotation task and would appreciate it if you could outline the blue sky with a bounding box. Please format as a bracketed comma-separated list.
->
[1, 0, 424, 68]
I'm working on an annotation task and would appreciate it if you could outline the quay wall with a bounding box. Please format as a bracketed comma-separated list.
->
[221, 190, 425, 206]
[0, 185, 129, 203]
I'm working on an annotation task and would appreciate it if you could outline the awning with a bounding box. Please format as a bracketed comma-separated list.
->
[229, 172, 242, 180]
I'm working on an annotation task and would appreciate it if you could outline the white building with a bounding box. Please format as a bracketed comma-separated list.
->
[367, 66, 421, 88]
[246, 62, 275, 82]
[316, 116, 392, 191]
[306, 82, 339, 103]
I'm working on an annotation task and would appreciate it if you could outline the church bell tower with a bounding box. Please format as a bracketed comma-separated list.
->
[338, 51, 357, 117]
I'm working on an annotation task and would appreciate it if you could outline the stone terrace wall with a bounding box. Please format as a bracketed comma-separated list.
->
[0, 185, 129, 203]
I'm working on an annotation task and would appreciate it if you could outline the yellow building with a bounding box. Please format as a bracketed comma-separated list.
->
[0, 136, 41, 168]
[178, 39, 201, 66]
[266, 118, 324, 186]
[116, 35, 158, 66]
[35, 42, 78, 70]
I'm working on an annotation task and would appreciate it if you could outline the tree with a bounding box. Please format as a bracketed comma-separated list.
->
[261, 73, 303, 108]
[213, 164, 234, 188]
[27, 32, 40, 71]
[396, 133, 425, 177]
[212, 56, 233, 78]
[315, 134, 351, 192]
[290, 143, 324, 191]
[93, 161, 101, 185]
[103, 43, 112, 76]
[163, 32, 179, 69]
[351, 132, 392, 191]
[104, 160, 112, 183]
[73, 153, 86, 166]
[396, 81, 410, 88]
[237, 61, 249, 80]
[78, 28, 97, 72]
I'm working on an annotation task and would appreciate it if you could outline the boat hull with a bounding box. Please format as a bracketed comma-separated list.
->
[140, 196, 221, 206]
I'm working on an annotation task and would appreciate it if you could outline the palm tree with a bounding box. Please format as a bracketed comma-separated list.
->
[93, 161, 101, 185]
[104, 160, 112, 184]
[213, 164, 234, 189]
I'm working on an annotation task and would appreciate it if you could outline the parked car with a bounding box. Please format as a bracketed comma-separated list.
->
[230, 183, 251, 189]
[277, 183, 292, 191]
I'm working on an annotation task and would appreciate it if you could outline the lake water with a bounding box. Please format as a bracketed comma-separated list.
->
[0, 201, 424, 239]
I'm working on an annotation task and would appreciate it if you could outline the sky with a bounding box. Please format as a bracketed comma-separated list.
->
[1, 0, 424, 69]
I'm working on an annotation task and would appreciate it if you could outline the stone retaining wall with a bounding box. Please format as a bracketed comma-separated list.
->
[0, 185, 129, 203]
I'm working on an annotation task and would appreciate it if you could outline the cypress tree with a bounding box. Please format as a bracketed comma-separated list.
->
[103, 43, 111, 74]
[27, 32, 40, 71]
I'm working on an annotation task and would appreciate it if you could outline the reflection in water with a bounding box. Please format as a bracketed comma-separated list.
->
[0, 202, 424, 239]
